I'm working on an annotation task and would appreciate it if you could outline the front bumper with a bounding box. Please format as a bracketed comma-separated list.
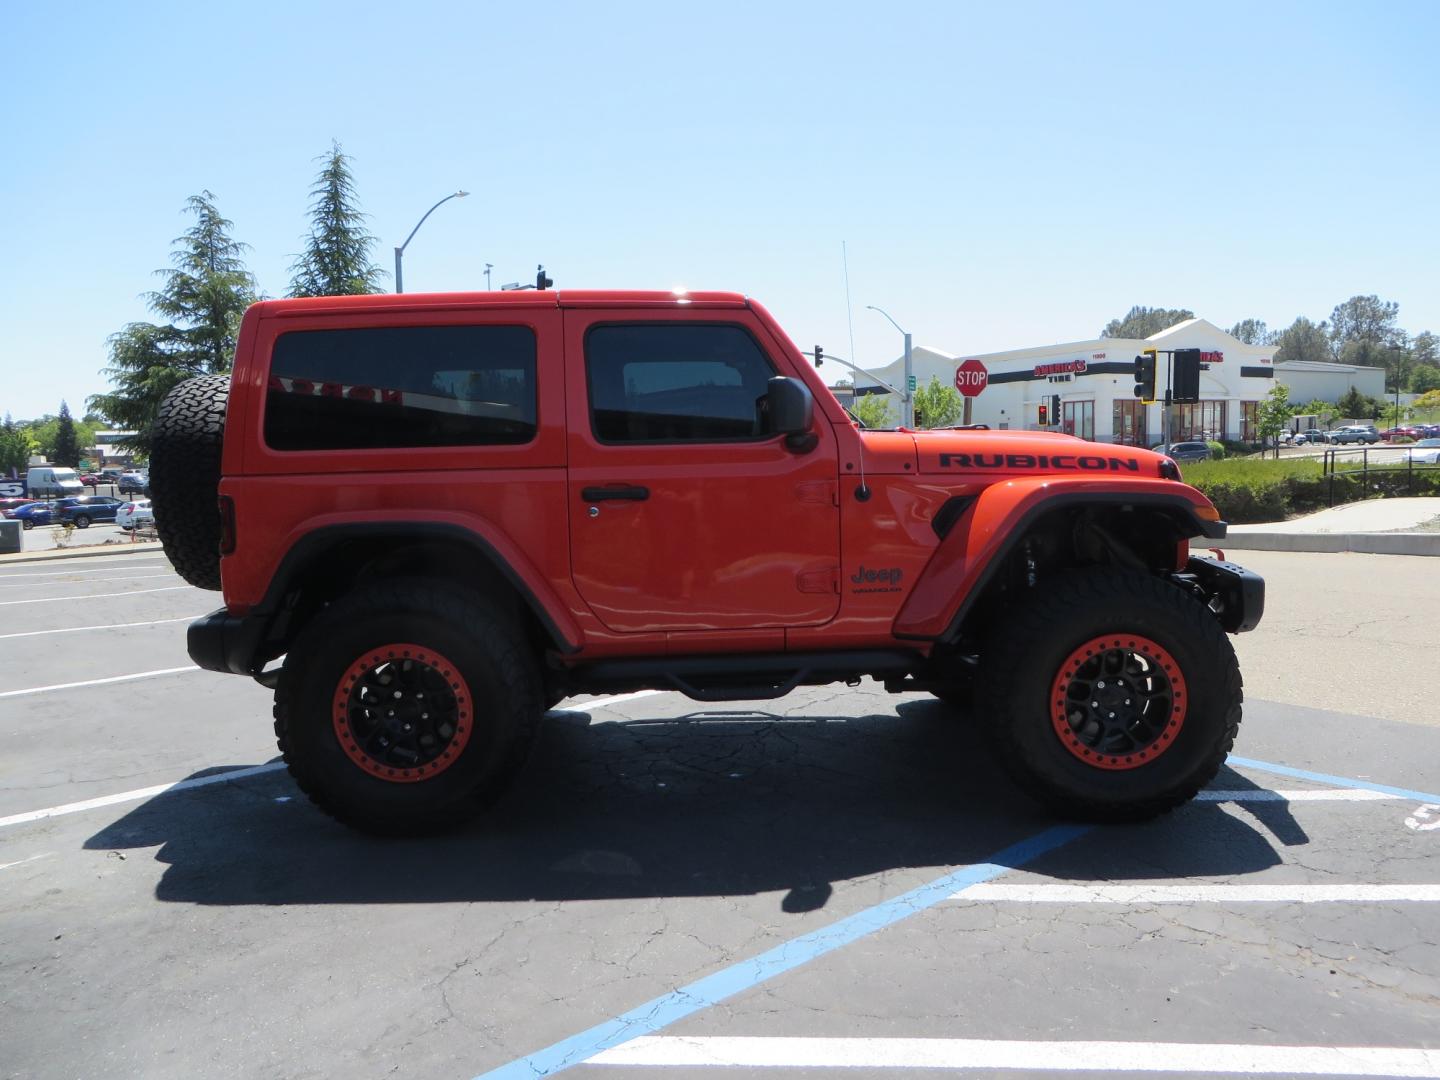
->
[1183, 556, 1265, 633]
[188, 608, 268, 676]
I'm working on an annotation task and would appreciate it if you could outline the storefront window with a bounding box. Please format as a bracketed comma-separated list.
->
[1168, 401, 1227, 442]
[1061, 400, 1094, 441]
[1240, 401, 1258, 443]
[1111, 399, 1147, 446]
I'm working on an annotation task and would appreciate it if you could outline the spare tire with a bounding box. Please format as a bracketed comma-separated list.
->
[150, 374, 230, 590]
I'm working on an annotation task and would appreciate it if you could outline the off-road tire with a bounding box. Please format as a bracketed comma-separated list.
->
[978, 568, 1241, 822]
[149, 374, 229, 590]
[274, 580, 543, 834]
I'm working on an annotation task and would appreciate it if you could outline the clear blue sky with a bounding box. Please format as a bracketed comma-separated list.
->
[2, 0, 1437, 421]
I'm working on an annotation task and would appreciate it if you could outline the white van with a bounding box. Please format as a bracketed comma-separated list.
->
[25, 467, 85, 498]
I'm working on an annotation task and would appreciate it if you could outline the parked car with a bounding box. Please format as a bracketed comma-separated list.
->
[1379, 426, 1422, 442]
[58, 495, 125, 528]
[1330, 425, 1380, 445]
[1293, 429, 1329, 445]
[118, 471, 150, 495]
[79, 473, 107, 487]
[1157, 440, 1212, 462]
[115, 499, 154, 530]
[9, 501, 61, 529]
[0, 498, 40, 517]
[1406, 438, 1440, 464]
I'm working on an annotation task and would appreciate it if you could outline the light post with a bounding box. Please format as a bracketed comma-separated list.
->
[866, 305, 913, 427]
[393, 190, 468, 294]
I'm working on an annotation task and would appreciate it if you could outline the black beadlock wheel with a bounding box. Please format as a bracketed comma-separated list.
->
[149, 374, 229, 590]
[274, 580, 543, 834]
[977, 568, 1242, 822]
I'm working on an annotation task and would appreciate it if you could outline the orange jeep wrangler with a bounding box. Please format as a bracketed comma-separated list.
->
[149, 290, 1263, 833]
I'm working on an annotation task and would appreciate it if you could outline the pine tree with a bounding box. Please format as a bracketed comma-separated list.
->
[88, 193, 257, 452]
[53, 401, 80, 468]
[289, 142, 384, 297]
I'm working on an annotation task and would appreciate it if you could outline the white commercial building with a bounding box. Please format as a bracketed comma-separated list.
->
[1270, 359, 1385, 404]
[859, 319, 1276, 445]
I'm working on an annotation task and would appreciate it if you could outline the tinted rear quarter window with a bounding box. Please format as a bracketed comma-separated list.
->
[266, 325, 537, 450]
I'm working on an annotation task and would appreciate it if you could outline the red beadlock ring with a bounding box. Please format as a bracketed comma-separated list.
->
[1049, 635, 1187, 771]
[331, 643, 472, 783]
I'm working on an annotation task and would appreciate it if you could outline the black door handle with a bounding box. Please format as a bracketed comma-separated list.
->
[582, 485, 650, 502]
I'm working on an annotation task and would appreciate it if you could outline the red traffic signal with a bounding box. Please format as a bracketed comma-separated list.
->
[1038, 404, 1049, 425]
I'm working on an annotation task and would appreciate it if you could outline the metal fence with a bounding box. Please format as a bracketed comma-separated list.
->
[1321, 446, 1440, 507]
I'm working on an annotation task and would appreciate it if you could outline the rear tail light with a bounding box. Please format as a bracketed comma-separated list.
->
[218, 495, 236, 555]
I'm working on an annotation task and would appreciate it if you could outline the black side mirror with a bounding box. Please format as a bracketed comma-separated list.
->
[764, 377, 817, 452]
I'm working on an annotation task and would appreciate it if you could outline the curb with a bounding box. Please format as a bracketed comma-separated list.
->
[0, 541, 165, 566]
[1221, 532, 1440, 557]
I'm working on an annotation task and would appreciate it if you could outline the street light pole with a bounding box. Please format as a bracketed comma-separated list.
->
[866, 305, 914, 427]
[393, 190, 469, 294]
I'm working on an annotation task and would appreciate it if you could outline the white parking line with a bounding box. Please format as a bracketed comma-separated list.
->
[0, 557, 168, 579]
[1197, 788, 1399, 802]
[0, 690, 671, 831]
[952, 883, 1440, 903]
[587, 1036, 1440, 1076]
[0, 615, 203, 640]
[0, 585, 193, 606]
[0, 852, 54, 872]
[0, 572, 177, 589]
[0, 764, 287, 829]
[0, 666, 199, 698]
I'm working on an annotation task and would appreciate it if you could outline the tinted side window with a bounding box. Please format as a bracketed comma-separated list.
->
[586, 324, 777, 443]
[266, 325, 537, 451]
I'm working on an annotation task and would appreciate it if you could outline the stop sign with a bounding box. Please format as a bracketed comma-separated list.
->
[954, 359, 988, 397]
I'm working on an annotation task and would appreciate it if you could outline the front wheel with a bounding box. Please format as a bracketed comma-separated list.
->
[978, 568, 1241, 822]
[22, 520, 33, 531]
[73, 515, 91, 529]
[274, 579, 543, 834]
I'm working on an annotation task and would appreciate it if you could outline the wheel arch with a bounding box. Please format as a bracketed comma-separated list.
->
[243, 522, 581, 673]
[893, 478, 1226, 646]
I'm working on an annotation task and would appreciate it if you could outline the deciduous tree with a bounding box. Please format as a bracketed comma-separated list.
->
[913, 376, 963, 429]
[0, 414, 33, 473]
[1227, 319, 1272, 345]
[1271, 317, 1332, 365]
[1100, 306, 1194, 339]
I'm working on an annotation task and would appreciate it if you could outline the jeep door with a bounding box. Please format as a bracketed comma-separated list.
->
[564, 308, 841, 633]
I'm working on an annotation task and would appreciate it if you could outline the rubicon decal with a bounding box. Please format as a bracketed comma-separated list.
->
[851, 565, 903, 593]
[938, 453, 1141, 472]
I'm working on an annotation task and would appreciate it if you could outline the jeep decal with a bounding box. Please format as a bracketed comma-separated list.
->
[851, 565, 904, 593]
[937, 453, 1141, 472]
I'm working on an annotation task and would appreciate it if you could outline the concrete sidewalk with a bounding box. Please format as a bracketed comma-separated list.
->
[0, 538, 163, 565]
[1221, 497, 1440, 556]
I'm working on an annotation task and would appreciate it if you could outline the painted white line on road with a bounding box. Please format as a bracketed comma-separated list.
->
[0, 665, 199, 699]
[952, 883, 1440, 904]
[1197, 788, 1399, 802]
[557, 689, 666, 713]
[0, 585, 193, 606]
[588, 1036, 1440, 1075]
[0, 763, 288, 830]
[0, 688, 668, 831]
[0, 615, 202, 640]
[0, 852, 53, 871]
[0, 572, 177, 589]
[0, 557, 168, 579]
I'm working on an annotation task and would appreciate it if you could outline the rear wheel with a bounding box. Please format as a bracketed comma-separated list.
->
[22, 520, 33, 531]
[274, 580, 543, 834]
[977, 568, 1241, 822]
[72, 514, 91, 529]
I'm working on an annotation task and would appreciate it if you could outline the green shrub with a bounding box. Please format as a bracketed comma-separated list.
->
[1179, 456, 1440, 522]
[1205, 440, 1225, 460]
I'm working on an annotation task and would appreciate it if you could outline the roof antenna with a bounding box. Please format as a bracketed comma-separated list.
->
[843, 241, 871, 502]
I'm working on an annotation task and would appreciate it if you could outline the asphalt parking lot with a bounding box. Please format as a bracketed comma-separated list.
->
[1, 550, 1438, 1079]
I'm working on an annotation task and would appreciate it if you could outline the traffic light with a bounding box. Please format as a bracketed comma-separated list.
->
[536, 265, 553, 290]
[1038, 403, 1048, 426]
[814, 345, 824, 366]
[1133, 349, 1157, 402]
[1172, 348, 1201, 403]
[1051, 393, 1061, 419]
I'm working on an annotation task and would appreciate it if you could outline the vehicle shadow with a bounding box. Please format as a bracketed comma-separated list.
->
[85, 698, 1305, 908]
